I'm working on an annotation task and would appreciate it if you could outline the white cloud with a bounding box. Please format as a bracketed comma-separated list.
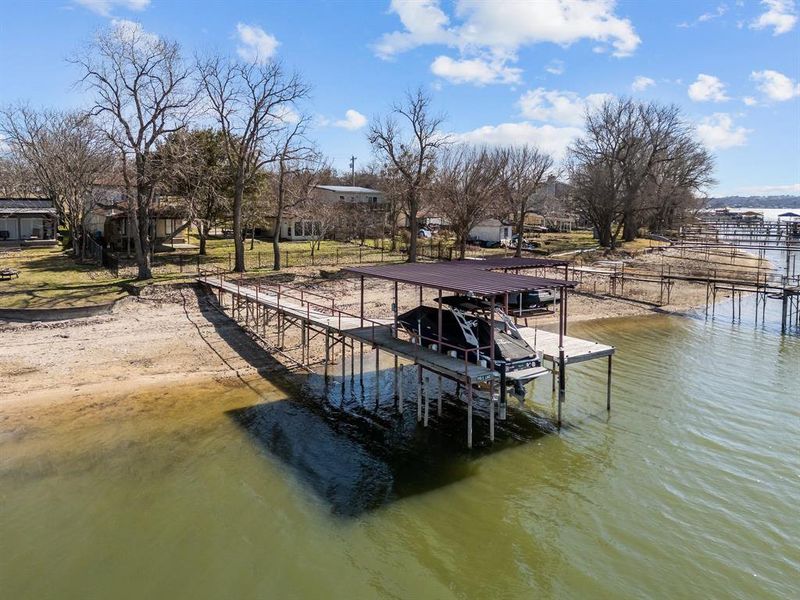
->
[751, 69, 800, 101]
[698, 3, 728, 22]
[74, 0, 150, 16]
[453, 122, 582, 160]
[736, 182, 800, 195]
[696, 113, 750, 149]
[374, 0, 640, 86]
[273, 105, 300, 124]
[631, 76, 655, 91]
[373, 0, 455, 59]
[110, 18, 158, 44]
[750, 0, 797, 35]
[333, 109, 367, 130]
[236, 23, 279, 65]
[430, 55, 522, 85]
[743, 96, 758, 106]
[518, 88, 612, 126]
[688, 74, 730, 102]
[679, 3, 728, 27]
[545, 59, 565, 75]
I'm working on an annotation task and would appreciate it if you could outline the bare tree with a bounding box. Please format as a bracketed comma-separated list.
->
[72, 21, 197, 279]
[645, 138, 715, 232]
[368, 88, 446, 262]
[567, 98, 714, 248]
[267, 118, 321, 270]
[1, 107, 113, 256]
[432, 144, 503, 259]
[499, 145, 554, 257]
[296, 194, 338, 257]
[199, 56, 310, 272]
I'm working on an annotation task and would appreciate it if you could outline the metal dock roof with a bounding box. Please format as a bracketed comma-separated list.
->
[343, 259, 575, 296]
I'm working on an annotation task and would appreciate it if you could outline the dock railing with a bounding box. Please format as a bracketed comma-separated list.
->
[198, 268, 497, 382]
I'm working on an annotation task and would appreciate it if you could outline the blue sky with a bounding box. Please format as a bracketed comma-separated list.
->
[1, 0, 798, 196]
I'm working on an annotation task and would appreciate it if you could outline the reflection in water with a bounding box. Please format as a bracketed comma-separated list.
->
[227, 363, 556, 517]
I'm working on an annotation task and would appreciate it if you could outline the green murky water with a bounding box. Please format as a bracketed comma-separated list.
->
[1, 306, 798, 599]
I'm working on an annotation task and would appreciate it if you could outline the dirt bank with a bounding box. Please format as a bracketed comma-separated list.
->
[1, 243, 772, 415]
[0, 286, 283, 414]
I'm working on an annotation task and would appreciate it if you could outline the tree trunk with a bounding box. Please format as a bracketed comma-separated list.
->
[131, 201, 152, 280]
[389, 211, 398, 252]
[272, 210, 282, 271]
[459, 235, 467, 260]
[596, 220, 613, 248]
[199, 220, 207, 256]
[623, 202, 637, 242]
[249, 226, 255, 251]
[232, 182, 246, 273]
[407, 192, 418, 263]
[515, 204, 525, 258]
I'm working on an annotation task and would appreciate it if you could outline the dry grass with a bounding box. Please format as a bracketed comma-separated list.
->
[0, 246, 127, 309]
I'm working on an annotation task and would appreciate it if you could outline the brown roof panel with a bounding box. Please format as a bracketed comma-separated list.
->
[344, 260, 575, 296]
[459, 256, 570, 269]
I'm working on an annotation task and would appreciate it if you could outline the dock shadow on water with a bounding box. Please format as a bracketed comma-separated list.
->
[227, 367, 552, 518]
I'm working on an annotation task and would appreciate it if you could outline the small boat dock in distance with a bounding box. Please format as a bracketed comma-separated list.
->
[197, 256, 617, 448]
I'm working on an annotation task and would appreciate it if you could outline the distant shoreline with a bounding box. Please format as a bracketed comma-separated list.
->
[706, 197, 800, 209]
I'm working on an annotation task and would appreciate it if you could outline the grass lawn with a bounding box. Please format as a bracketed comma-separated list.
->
[0, 246, 128, 309]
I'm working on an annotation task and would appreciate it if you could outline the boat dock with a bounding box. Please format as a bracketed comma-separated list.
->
[198, 257, 616, 447]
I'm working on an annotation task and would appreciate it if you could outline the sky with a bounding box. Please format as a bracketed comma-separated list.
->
[0, 0, 798, 197]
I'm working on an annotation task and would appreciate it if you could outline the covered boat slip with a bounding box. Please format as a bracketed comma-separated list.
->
[198, 256, 615, 447]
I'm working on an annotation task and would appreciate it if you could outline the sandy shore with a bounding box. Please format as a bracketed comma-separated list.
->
[1, 244, 771, 416]
[0, 286, 280, 411]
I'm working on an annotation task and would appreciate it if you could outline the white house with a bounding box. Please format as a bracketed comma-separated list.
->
[312, 185, 384, 207]
[276, 185, 386, 241]
[469, 218, 514, 245]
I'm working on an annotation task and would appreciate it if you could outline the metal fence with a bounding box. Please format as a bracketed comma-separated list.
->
[83, 233, 119, 277]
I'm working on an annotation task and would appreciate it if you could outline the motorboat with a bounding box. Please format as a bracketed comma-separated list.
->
[492, 289, 557, 315]
[396, 295, 548, 396]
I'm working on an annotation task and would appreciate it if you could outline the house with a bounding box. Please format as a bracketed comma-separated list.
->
[270, 184, 387, 241]
[396, 207, 448, 231]
[84, 193, 190, 254]
[469, 218, 514, 245]
[100, 202, 189, 253]
[530, 175, 579, 231]
[313, 185, 385, 208]
[0, 198, 58, 245]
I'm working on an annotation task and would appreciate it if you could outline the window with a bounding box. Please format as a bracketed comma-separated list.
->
[0, 217, 18, 240]
[20, 217, 43, 239]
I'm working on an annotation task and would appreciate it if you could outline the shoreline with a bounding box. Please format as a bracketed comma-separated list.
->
[0, 244, 771, 416]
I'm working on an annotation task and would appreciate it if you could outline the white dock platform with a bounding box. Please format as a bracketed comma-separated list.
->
[518, 328, 615, 365]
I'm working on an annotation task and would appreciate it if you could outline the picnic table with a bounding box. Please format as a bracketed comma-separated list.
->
[0, 268, 20, 280]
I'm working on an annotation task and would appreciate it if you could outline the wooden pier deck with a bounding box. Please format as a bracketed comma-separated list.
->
[518, 328, 615, 365]
[345, 325, 496, 382]
[199, 275, 495, 383]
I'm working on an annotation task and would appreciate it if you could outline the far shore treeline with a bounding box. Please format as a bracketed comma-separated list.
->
[1, 20, 716, 280]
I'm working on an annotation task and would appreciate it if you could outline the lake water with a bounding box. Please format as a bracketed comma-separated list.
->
[2, 229, 798, 599]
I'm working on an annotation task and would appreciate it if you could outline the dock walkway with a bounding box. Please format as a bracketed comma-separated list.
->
[198, 275, 494, 383]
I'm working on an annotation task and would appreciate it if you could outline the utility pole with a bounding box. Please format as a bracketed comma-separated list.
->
[349, 155, 357, 186]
